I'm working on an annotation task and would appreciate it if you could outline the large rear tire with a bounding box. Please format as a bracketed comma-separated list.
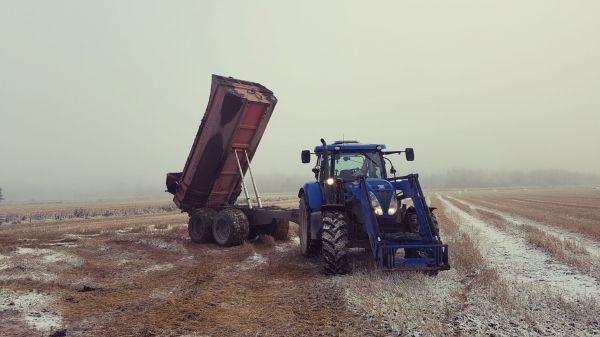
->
[299, 197, 320, 256]
[188, 208, 217, 243]
[321, 211, 350, 275]
[212, 208, 249, 246]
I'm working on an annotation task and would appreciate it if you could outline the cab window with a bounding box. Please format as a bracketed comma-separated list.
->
[333, 152, 384, 180]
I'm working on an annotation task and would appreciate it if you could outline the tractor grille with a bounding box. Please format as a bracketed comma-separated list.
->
[374, 191, 393, 209]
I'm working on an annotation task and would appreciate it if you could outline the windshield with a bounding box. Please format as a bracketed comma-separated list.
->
[332, 152, 385, 180]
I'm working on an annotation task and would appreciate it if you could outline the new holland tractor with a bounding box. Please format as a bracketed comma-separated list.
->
[298, 139, 450, 274]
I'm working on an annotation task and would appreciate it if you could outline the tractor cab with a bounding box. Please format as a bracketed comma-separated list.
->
[304, 141, 387, 181]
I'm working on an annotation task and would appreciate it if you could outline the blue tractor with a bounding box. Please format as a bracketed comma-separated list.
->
[298, 139, 450, 274]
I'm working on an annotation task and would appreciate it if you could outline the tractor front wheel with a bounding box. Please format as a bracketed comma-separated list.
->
[212, 208, 250, 246]
[321, 211, 350, 275]
[188, 208, 217, 243]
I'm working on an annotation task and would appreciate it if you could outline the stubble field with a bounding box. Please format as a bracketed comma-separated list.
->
[1, 189, 599, 336]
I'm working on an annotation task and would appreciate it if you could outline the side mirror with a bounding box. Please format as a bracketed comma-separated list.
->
[405, 148, 414, 161]
[301, 150, 311, 163]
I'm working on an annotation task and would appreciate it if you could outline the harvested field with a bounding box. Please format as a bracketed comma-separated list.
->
[1, 190, 600, 336]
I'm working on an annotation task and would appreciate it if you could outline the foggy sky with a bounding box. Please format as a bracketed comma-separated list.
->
[1, 1, 599, 201]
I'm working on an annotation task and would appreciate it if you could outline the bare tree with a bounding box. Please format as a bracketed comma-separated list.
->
[0, 187, 3, 202]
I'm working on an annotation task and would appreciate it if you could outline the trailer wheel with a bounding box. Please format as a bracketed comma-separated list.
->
[321, 211, 350, 275]
[299, 197, 320, 256]
[268, 218, 290, 241]
[188, 208, 217, 243]
[212, 208, 249, 246]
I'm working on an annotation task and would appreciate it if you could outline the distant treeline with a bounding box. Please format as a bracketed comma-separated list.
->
[254, 169, 600, 193]
[422, 169, 600, 189]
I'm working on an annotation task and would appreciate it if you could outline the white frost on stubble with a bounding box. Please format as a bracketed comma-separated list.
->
[450, 197, 600, 258]
[441, 196, 600, 300]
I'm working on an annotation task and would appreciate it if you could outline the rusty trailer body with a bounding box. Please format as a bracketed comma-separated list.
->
[166, 75, 291, 246]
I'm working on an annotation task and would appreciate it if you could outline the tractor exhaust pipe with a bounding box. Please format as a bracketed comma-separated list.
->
[320, 138, 329, 180]
[320, 138, 336, 205]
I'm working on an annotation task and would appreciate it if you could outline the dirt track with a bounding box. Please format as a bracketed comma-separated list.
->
[2, 190, 600, 336]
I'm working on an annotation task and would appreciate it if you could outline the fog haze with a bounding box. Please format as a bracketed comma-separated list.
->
[1, 1, 599, 201]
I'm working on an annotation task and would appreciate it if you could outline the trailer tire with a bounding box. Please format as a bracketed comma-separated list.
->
[268, 218, 290, 241]
[212, 208, 249, 246]
[188, 208, 217, 243]
[321, 211, 350, 275]
[299, 197, 320, 257]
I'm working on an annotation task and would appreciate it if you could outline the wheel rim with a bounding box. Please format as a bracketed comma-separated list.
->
[213, 219, 231, 243]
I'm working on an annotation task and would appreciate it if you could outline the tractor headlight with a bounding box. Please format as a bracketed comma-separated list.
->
[326, 177, 335, 185]
[368, 191, 384, 216]
[388, 195, 398, 216]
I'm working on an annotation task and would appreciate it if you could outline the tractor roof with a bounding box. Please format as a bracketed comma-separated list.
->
[314, 141, 386, 152]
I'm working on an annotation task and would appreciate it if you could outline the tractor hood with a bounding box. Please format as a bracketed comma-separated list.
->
[365, 178, 394, 192]
[365, 178, 395, 210]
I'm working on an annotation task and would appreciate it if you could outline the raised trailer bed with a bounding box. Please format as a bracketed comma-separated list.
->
[166, 75, 291, 246]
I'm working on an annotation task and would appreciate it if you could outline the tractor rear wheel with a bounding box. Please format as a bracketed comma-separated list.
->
[299, 197, 320, 256]
[212, 208, 249, 246]
[188, 208, 217, 243]
[321, 211, 350, 275]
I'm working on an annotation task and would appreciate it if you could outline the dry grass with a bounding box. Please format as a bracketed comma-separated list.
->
[459, 190, 600, 240]
[435, 194, 600, 335]
[448, 191, 600, 282]
[523, 225, 599, 279]
[1, 200, 178, 225]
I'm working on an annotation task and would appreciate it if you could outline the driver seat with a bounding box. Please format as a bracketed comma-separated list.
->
[339, 169, 355, 181]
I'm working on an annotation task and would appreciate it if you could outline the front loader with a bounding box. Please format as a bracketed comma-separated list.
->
[298, 139, 450, 274]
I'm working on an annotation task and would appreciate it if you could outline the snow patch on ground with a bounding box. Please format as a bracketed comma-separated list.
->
[453, 197, 600, 258]
[64, 233, 101, 240]
[149, 286, 180, 299]
[0, 247, 84, 282]
[238, 253, 268, 271]
[16, 247, 83, 267]
[0, 289, 62, 332]
[274, 245, 288, 253]
[115, 228, 134, 234]
[138, 239, 187, 253]
[274, 236, 300, 253]
[44, 242, 79, 248]
[441, 197, 600, 300]
[144, 263, 174, 273]
[146, 223, 185, 232]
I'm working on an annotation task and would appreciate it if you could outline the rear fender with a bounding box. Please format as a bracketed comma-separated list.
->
[300, 182, 324, 210]
[299, 182, 326, 240]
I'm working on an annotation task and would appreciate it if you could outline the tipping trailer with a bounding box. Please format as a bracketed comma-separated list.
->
[166, 75, 291, 246]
